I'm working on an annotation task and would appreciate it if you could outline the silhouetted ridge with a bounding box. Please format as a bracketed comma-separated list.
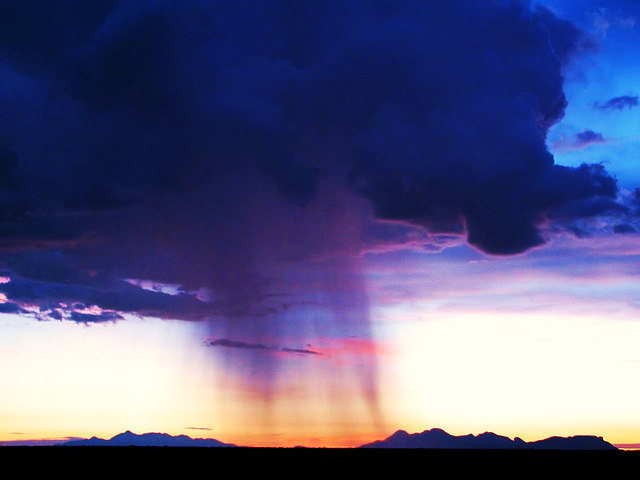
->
[359, 428, 617, 450]
[528, 435, 617, 450]
[60, 431, 236, 447]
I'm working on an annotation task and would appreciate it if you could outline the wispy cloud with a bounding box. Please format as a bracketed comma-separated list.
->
[550, 129, 609, 152]
[590, 7, 636, 38]
[595, 95, 640, 111]
[205, 338, 322, 356]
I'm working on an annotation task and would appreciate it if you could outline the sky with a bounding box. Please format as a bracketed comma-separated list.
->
[0, 0, 639, 449]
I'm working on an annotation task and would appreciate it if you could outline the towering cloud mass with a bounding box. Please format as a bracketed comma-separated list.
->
[0, 1, 635, 416]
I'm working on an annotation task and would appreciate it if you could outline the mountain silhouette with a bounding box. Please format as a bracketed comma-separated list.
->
[60, 430, 237, 447]
[359, 428, 618, 450]
[53, 427, 618, 449]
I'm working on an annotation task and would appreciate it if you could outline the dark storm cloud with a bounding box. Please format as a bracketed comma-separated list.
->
[0, 1, 118, 76]
[0, 140, 18, 188]
[344, 3, 619, 255]
[595, 95, 640, 111]
[0, 0, 633, 320]
[613, 223, 639, 234]
[4, 0, 634, 438]
[0, 301, 25, 315]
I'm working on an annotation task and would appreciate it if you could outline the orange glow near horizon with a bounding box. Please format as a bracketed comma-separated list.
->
[2, 289, 640, 448]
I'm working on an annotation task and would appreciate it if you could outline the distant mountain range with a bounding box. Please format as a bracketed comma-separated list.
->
[52, 427, 619, 449]
[60, 430, 237, 447]
[359, 428, 618, 450]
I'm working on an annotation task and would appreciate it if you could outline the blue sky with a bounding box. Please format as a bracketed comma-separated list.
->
[545, 0, 640, 189]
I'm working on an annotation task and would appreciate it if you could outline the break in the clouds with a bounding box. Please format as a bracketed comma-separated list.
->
[0, 1, 637, 345]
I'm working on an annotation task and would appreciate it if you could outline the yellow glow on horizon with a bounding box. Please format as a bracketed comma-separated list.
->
[0, 314, 211, 442]
[380, 309, 640, 445]
[3, 302, 640, 448]
[0, 311, 389, 447]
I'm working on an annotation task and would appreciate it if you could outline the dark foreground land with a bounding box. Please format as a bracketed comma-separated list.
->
[1, 446, 637, 475]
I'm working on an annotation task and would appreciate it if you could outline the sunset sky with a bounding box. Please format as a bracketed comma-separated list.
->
[1, 0, 639, 448]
